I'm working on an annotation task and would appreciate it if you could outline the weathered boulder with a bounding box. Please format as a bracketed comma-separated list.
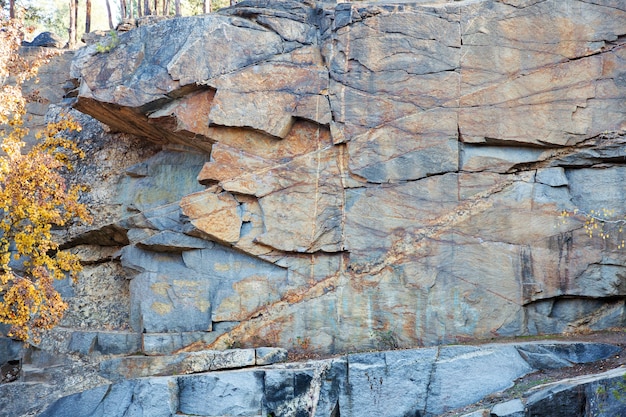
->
[470, 366, 626, 417]
[23, 31, 65, 48]
[524, 367, 626, 417]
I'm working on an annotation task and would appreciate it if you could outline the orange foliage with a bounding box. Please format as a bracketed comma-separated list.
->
[0, 16, 91, 342]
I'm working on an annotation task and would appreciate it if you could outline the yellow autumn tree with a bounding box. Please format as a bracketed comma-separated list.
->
[0, 15, 91, 342]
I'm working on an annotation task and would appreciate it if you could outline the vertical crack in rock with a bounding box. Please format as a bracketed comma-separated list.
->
[311, 108, 325, 247]
[307, 360, 333, 417]
[422, 345, 440, 416]
[337, 144, 349, 251]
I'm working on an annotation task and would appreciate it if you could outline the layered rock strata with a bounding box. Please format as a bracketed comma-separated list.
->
[65, 0, 626, 355]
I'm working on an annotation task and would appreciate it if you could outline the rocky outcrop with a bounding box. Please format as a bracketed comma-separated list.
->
[523, 367, 626, 417]
[23, 32, 65, 48]
[65, 0, 626, 355]
[1, 1, 626, 415]
[468, 366, 626, 417]
[32, 342, 624, 417]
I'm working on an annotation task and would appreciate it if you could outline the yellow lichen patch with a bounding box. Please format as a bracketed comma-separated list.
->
[151, 301, 173, 315]
[171, 280, 210, 312]
[194, 299, 211, 313]
[150, 282, 171, 297]
[213, 263, 231, 272]
[212, 275, 271, 322]
[171, 280, 201, 298]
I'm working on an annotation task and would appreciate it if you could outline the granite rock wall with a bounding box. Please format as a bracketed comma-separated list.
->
[2, 1, 626, 415]
[59, 0, 626, 354]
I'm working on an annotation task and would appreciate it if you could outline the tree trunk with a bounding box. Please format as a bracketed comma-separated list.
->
[119, 0, 126, 19]
[74, 0, 79, 36]
[174, 0, 180, 16]
[105, 0, 114, 28]
[163, 0, 170, 15]
[85, 0, 91, 33]
[9, 0, 15, 18]
[68, 0, 77, 48]
[204, 0, 210, 14]
[137, 0, 142, 16]
[143, 0, 150, 15]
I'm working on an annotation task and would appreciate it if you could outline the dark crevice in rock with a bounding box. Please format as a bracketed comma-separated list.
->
[147, 83, 208, 104]
[497, 133, 626, 173]
[606, 33, 626, 45]
[481, 136, 560, 149]
[221, 0, 318, 23]
[59, 224, 130, 249]
[74, 98, 213, 152]
[509, 0, 549, 8]
[561, 38, 626, 64]
[523, 294, 626, 307]
[422, 345, 440, 416]
[209, 120, 294, 141]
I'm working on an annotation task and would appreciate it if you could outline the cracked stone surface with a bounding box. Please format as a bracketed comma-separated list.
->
[34, 342, 624, 417]
[64, 0, 626, 355]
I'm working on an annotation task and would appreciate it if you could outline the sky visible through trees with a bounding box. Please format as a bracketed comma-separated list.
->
[3, 0, 224, 44]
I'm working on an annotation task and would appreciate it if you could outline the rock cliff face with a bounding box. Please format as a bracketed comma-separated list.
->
[1, 1, 626, 416]
[64, 0, 626, 355]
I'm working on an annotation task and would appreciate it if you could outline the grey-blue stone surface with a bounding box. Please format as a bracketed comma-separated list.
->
[37, 342, 622, 417]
